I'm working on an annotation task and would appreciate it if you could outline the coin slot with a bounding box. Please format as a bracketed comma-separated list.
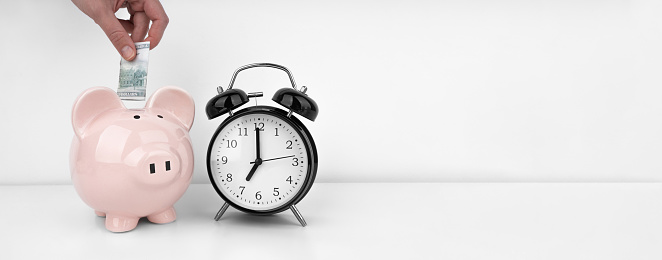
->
[149, 163, 155, 174]
[165, 161, 171, 171]
[134, 115, 140, 119]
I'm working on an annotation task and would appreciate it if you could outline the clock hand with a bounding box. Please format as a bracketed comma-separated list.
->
[250, 155, 295, 164]
[246, 127, 262, 181]
[255, 127, 261, 160]
[245, 158, 262, 181]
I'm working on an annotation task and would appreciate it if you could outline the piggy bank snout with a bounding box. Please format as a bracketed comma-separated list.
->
[139, 150, 181, 185]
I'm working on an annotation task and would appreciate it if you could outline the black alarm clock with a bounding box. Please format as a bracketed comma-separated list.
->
[206, 63, 318, 226]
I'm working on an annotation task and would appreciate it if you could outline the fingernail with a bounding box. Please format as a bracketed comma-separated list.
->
[121, 46, 135, 60]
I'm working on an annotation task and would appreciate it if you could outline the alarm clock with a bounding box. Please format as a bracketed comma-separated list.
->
[206, 63, 319, 226]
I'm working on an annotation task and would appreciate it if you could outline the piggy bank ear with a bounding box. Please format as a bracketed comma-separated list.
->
[72, 87, 125, 138]
[146, 86, 195, 130]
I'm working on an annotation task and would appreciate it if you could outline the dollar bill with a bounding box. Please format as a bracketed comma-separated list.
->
[118, 42, 150, 100]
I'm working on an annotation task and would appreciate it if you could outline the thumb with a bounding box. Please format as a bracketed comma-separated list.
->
[96, 13, 136, 60]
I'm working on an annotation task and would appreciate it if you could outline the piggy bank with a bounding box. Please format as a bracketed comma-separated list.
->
[70, 86, 195, 232]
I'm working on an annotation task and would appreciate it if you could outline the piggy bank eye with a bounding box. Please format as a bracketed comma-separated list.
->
[157, 115, 163, 118]
[134, 115, 140, 119]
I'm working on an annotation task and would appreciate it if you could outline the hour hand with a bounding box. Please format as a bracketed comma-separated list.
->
[245, 158, 262, 181]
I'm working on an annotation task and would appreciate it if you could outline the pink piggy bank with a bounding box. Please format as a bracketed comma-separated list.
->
[70, 86, 195, 232]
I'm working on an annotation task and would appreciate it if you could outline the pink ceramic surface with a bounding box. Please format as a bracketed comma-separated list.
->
[70, 86, 195, 232]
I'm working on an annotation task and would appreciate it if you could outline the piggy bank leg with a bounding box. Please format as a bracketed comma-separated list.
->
[147, 207, 177, 224]
[94, 210, 106, 217]
[105, 214, 139, 232]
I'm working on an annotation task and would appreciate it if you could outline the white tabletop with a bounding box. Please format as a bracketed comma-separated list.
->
[1, 183, 660, 259]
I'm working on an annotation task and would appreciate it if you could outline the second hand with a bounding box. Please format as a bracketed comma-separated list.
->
[250, 155, 295, 164]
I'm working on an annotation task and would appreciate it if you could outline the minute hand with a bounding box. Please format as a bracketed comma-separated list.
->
[255, 127, 261, 160]
[245, 127, 262, 181]
[250, 155, 295, 164]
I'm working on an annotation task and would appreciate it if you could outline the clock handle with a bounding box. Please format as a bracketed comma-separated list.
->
[290, 205, 307, 227]
[221, 63, 298, 93]
[214, 63, 319, 121]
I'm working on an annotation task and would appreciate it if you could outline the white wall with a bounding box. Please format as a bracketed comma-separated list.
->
[1, 0, 661, 184]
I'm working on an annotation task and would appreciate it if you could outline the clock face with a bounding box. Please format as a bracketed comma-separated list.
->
[208, 108, 314, 213]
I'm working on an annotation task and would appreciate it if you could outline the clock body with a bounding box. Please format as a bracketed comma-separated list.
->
[207, 105, 318, 215]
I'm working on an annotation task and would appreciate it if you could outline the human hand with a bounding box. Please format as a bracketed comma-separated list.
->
[72, 0, 168, 60]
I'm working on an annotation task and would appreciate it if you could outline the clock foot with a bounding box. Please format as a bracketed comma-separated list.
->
[290, 205, 307, 227]
[214, 202, 230, 221]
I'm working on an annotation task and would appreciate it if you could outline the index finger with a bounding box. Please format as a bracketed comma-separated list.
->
[142, 0, 169, 49]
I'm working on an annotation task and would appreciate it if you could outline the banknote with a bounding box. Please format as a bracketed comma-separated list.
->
[118, 42, 150, 100]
